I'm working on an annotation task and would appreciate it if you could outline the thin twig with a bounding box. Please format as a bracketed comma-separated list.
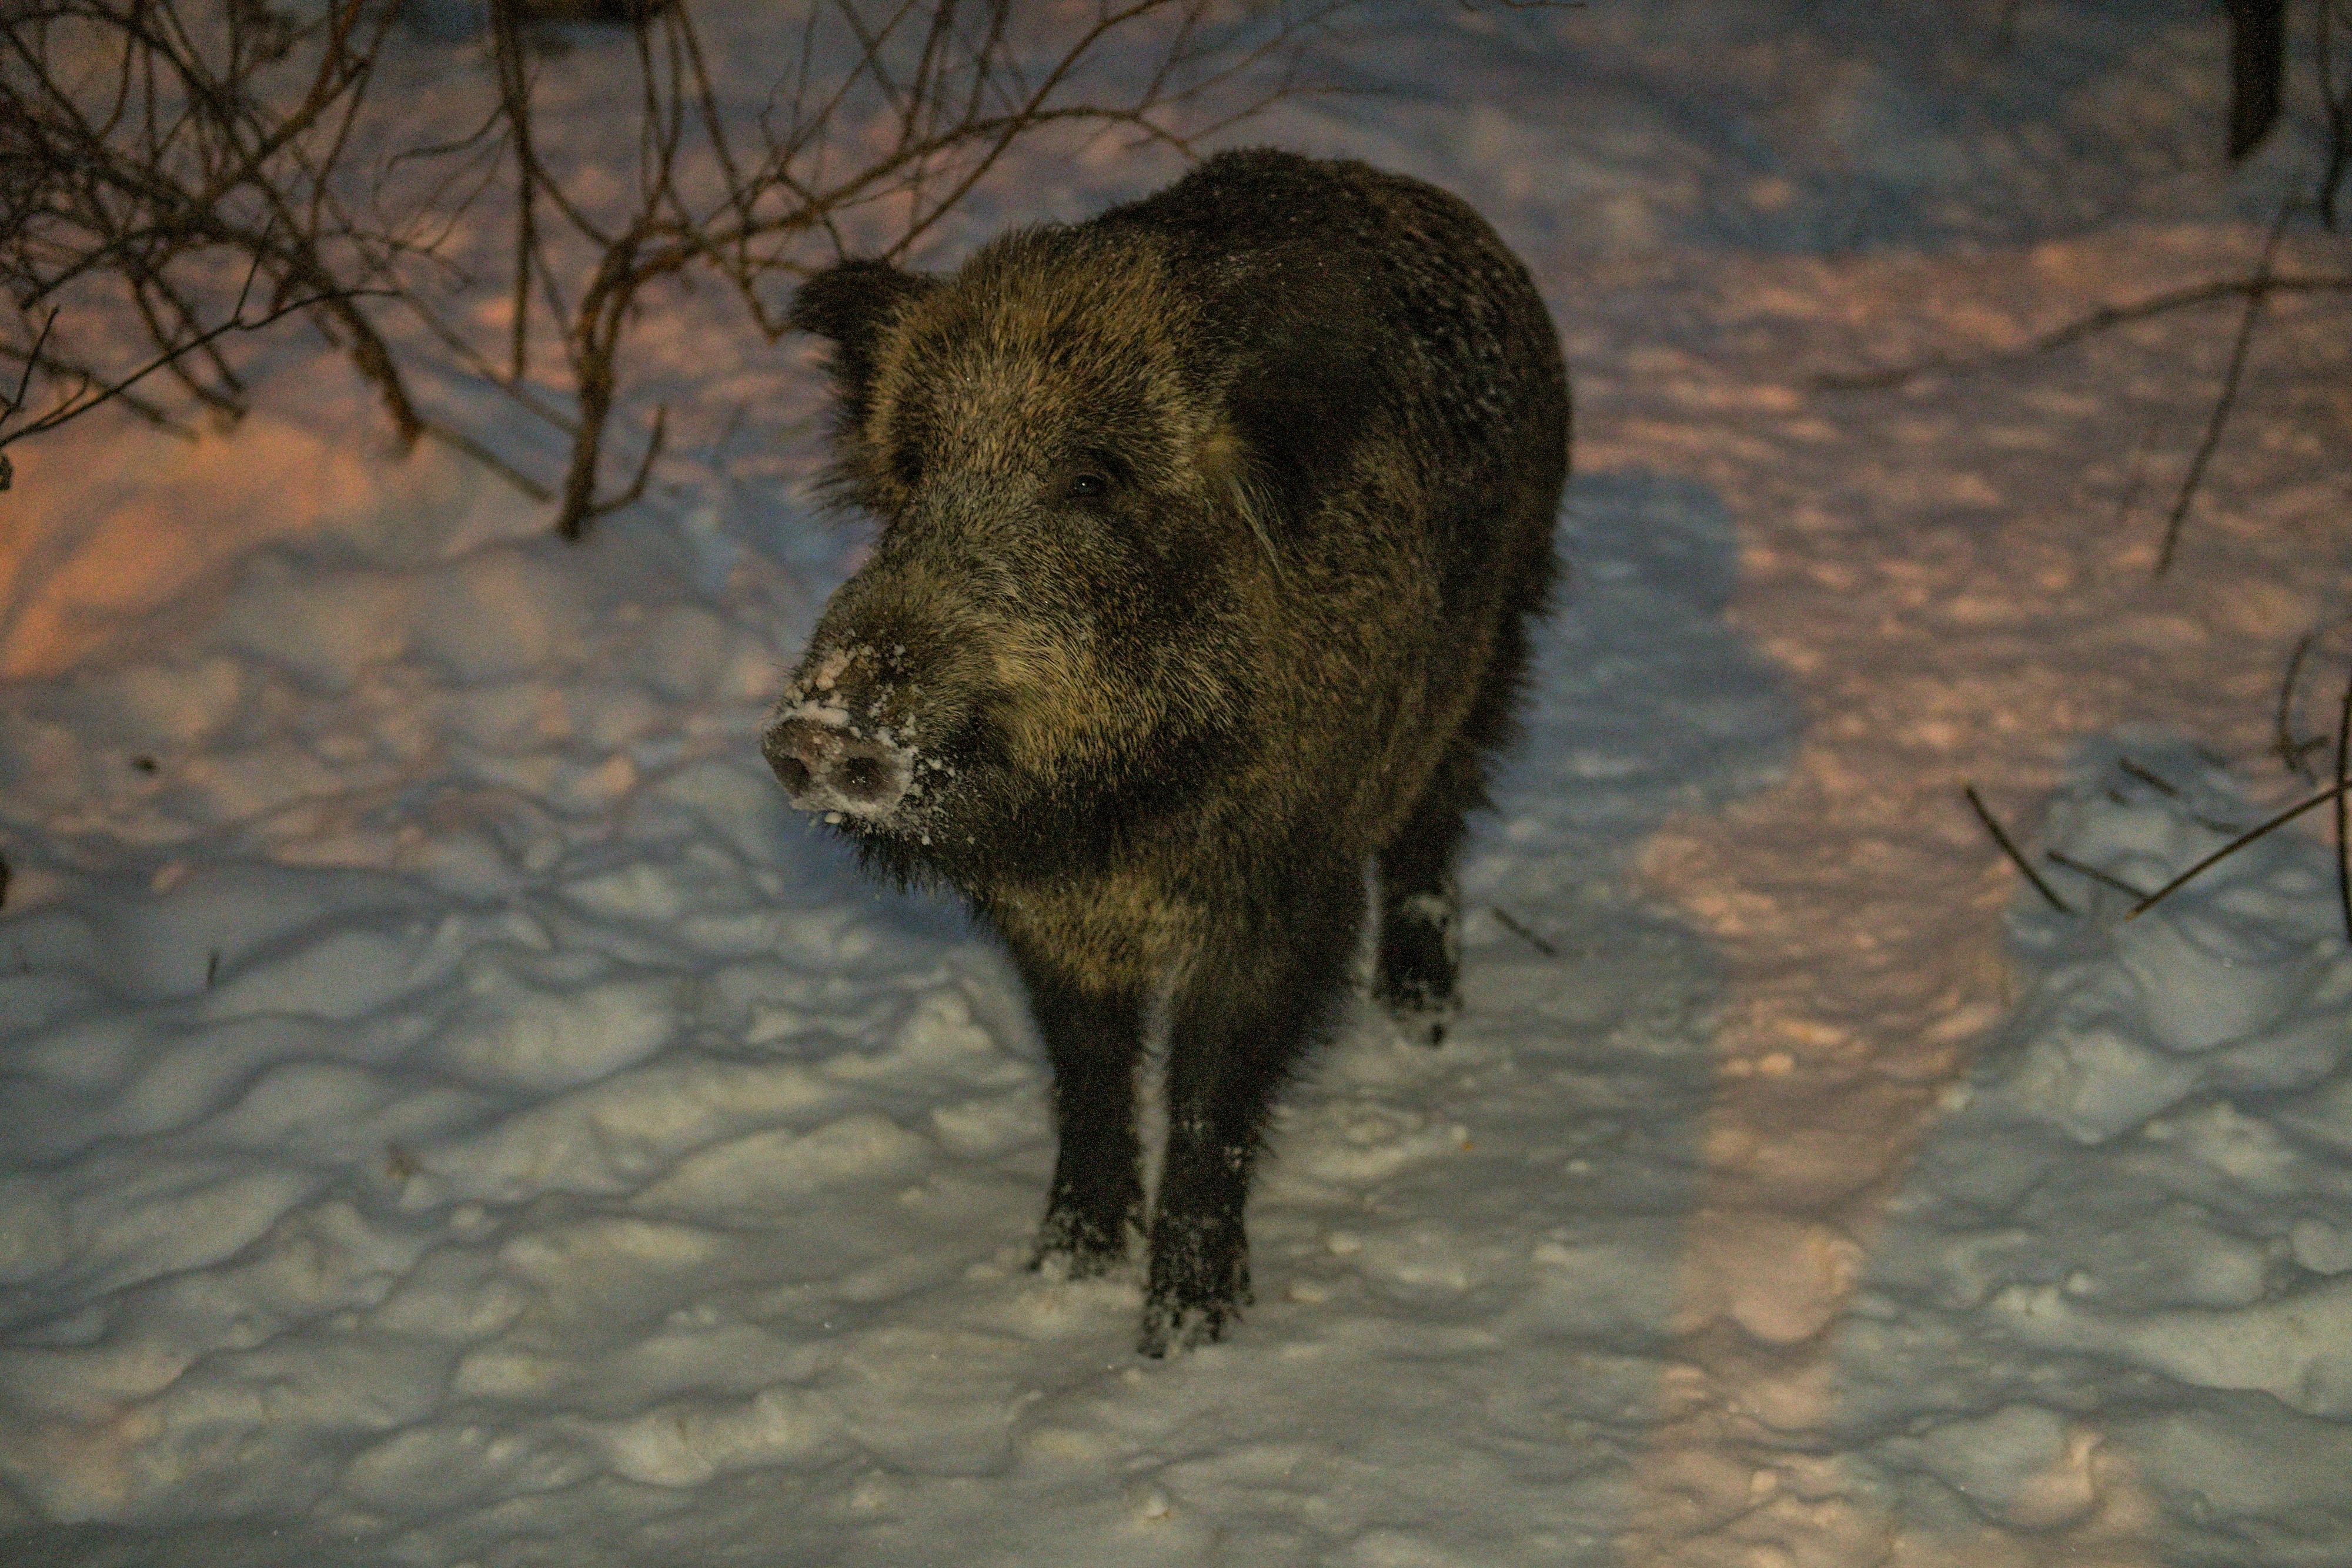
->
[2117, 757, 2179, 795]
[1491, 905, 1559, 957]
[1, 309, 59, 416]
[2110, 407, 2160, 528]
[0, 339, 189, 434]
[2277, 632, 2324, 778]
[2157, 200, 2294, 575]
[489, 0, 540, 387]
[1965, 784, 2073, 912]
[1812, 274, 2352, 392]
[576, 404, 669, 535]
[2044, 848, 2152, 900]
[2335, 665, 2351, 944]
[417, 417, 554, 503]
[0, 288, 373, 453]
[2126, 778, 2352, 920]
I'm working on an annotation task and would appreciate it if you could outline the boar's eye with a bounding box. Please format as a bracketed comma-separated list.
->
[892, 447, 926, 489]
[1063, 453, 1122, 503]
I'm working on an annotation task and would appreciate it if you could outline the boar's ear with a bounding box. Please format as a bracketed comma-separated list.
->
[787, 259, 933, 406]
[1217, 289, 1381, 545]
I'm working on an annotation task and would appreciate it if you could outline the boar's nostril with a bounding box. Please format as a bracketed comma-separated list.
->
[761, 723, 807, 792]
[762, 719, 831, 804]
[763, 715, 909, 814]
[837, 754, 887, 801]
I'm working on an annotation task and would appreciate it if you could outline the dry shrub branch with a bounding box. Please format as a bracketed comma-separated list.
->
[1817, 1, 2352, 574]
[1, 0, 1359, 530]
[1873, 5, 2352, 941]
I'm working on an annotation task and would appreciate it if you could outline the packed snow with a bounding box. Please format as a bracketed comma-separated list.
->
[1835, 740, 2352, 1564]
[4, 2, 2350, 1564]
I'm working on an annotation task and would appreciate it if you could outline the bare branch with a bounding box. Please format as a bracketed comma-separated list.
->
[1490, 906, 1559, 957]
[1812, 273, 2352, 392]
[2276, 633, 2326, 778]
[2336, 663, 2351, 945]
[1965, 784, 2073, 914]
[2043, 848, 2152, 901]
[2126, 779, 2352, 921]
[0, 286, 374, 456]
[4, 0, 1361, 536]
[2155, 199, 2294, 575]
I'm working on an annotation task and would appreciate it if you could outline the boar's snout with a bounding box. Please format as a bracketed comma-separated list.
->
[762, 710, 914, 818]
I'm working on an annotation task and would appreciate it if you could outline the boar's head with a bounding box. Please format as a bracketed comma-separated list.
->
[762, 228, 1285, 890]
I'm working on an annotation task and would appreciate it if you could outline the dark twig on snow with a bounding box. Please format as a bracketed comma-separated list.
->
[2156, 200, 2295, 575]
[2109, 409, 2161, 531]
[2279, 633, 2318, 777]
[1491, 905, 1559, 957]
[0, 312, 55, 423]
[2117, 757, 2180, 796]
[0, 290, 364, 475]
[417, 420, 554, 504]
[2126, 777, 2352, 921]
[561, 406, 667, 540]
[2044, 848, 2152, 901]
[2334, 666, 2352, 944]
[1810, 275, 2352, 392]
[1965, 784, 2073, 913]
[0, 339, 188, 438]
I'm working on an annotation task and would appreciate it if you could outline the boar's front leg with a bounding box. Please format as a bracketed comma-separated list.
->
[1140, 864, 1364, 1355]
[1007, 942, 1147, 1278]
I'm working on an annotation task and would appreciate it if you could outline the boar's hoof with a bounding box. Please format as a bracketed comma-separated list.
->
[761, 717, 910, 815]
[1138, 1292, 1246, 1358]
[1031, 1209, 1134, 1280]
[1375, 905, 1459, 1048]
[1378, 982, 1459, 1048]
[1387, 1001, 1458, 1049]
[1138, 1227, 1252, 1356]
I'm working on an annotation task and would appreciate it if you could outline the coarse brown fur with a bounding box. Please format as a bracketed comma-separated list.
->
[764, 149, 1569, 1352]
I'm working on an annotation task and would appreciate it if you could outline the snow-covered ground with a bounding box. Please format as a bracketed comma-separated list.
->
[4, 2, 2351, 1563]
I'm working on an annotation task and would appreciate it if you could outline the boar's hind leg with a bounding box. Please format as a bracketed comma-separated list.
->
[1012, 951, 1147, 1278]
[1141, 864, 1364, 1355]
[1374, 784, 1465, 1046]
[1376, 617, 1534, 1045]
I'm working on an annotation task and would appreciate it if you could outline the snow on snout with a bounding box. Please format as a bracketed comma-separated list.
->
[761, 689, 918, 821]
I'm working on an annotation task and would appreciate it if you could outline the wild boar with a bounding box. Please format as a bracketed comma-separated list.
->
[763, 149, 1568, 1352]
